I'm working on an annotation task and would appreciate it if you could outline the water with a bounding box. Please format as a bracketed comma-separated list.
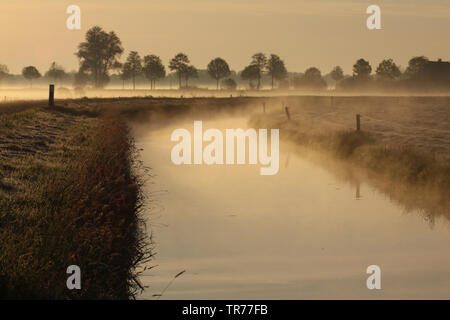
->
[134, 115, 450, 299]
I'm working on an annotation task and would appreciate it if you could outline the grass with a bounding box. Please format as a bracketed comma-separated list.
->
[251, 110, 450, 190]
[1, 95, 448, 298]
[0, 105, 152, 299]
[250, 111, 450, 219]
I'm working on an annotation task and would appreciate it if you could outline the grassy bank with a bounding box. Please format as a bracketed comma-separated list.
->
[1, 95, 449, 298]
[0, 105, 151, 299]
[250, 113, 450, 213]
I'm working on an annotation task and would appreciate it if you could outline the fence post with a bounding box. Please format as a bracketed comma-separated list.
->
[49, 84, 55, 107]
[356, 182, 361, 199]
[356, 114, 361, 131]
[285, 106, 291, 120]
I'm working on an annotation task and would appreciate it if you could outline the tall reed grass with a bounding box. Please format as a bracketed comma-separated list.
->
[0, 117, 152, 299]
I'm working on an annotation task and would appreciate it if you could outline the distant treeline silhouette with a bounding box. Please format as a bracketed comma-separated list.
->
[0, 26, 449, 92]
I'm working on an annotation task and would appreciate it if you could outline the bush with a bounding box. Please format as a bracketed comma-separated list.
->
[221, 78, 237, 90]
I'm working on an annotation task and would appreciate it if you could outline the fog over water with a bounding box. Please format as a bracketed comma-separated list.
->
[133, 113, 450, 299]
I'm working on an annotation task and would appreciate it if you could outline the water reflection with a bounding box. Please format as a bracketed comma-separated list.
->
[133, 115, 450, 299]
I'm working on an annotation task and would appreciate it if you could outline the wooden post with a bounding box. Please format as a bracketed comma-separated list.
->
[356, 182, 361, 199]
[285, 106, 291, 120]
[49, 84, 55, 107]
[263, 102, 266, 113]
[356, 114, 361, 131]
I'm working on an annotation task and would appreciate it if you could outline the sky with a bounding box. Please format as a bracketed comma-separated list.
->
[1, 0, 449, 75]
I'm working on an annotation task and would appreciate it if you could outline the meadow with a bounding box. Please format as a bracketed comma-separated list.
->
[0, 102, 151, 299]
[0, 94, 448, 298]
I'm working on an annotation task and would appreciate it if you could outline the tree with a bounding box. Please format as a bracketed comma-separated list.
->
[207, 58, 231, 89]
[119, 64, 131, 89]
[249, 53, 267, 89]
[241, 64, 259, 89]
[353, 59, 372, 79]
[46, 62, 66, 84]
[0, 64, 9, 86]
[169, 53, 190, 89]
[123, 51, 142, 90]
[266, 54, 287, 89]
[405, 56, 429, 79]
[143, 55, 166, 90]
[222, 78, 237, 90]
[330, 66, 344, 87]
[75, 26, 123, 88]
[294, 67, 327, 89]
[22, 66, 41, 88]
[184, 65, 198, 88]
[376, 59, 401, 80]
[74, 70, 90, 88]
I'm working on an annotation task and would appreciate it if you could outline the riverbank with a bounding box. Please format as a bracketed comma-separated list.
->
[0, 104, 151, 299]
[133, 112, 450, 299]
[249, 96, 450, 218]
[1, 95, 448, 299]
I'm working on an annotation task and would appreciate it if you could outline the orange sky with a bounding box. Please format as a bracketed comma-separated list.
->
[1, 0, 449, 75]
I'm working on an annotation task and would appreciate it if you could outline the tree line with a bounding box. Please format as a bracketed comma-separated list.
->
[0, 26, 448, 91]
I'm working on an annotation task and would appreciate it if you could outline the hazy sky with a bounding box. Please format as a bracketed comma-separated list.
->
[1, 0, 449, 75]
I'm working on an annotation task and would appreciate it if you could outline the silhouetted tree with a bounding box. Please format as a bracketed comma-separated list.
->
[75, 26, 123, 88]
[0, 64, 9, 86]
[405, 56, 429, 80]
[353, 59, 372, 79]
[294, 67, 326, 89]
[330, 66, 344, 87]
[22, 66, 41, 88]
[123, 51, 142, 90]
[119, 63, 132, 89]
[241, 64, 259, 89]
[184, 65, 198, 87]
[46, 62, 67, 84]
[266, 54, 287, 89]
[207, 58, 231, 89]
[249, 53, 267, 89]
[143, 55, 166, 90]
[222, 78, 237, 90]
[74, 70, 90, 88]
[169, 53, 190, 89]
[376, 59, 401, 80]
